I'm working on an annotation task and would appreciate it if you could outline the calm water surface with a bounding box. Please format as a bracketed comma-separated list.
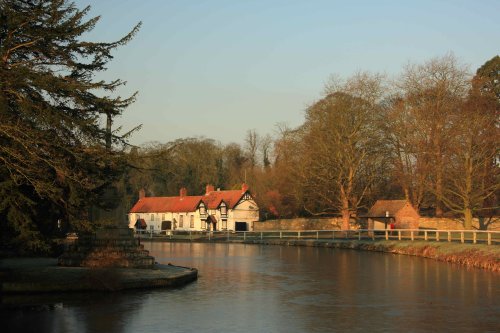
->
[2, 242, 499, 333]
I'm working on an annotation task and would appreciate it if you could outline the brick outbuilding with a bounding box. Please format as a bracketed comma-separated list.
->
[365, 200, 420, 230]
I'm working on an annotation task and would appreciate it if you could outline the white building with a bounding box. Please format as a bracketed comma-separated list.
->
[128, 184, 259, 232]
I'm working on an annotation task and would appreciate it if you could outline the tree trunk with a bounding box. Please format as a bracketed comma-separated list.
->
[341, 199, 350, 230]
[340, 179, 352, 230]
[463, 151, 473, 230]
[435, 164, 444, 217]
[106, 112, 112, 150]
[404, 187, 410, 202]
[464, 207, 473, 230]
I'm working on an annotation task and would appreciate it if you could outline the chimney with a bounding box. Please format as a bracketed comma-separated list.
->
[206, 184, 215, 195]
[242, 183, 249, 193]
[139, 188, 146, 199]
[180, 187, 187, 198]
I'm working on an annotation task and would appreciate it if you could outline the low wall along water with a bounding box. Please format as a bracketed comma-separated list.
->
[254, 217, 500, 231]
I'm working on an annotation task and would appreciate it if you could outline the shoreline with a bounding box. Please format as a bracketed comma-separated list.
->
[0, 258, 198, 294]
[241, 239, 500, 272]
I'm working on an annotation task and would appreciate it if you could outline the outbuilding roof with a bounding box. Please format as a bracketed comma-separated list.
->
[366, 200, 417, 217]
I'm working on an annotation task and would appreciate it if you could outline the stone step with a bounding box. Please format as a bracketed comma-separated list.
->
[58, 227, 156, 268]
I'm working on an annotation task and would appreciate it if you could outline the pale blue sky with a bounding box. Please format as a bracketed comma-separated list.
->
[75, 0, 499, 146]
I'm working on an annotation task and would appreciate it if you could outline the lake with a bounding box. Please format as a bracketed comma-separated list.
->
[2, 242, 499, 332]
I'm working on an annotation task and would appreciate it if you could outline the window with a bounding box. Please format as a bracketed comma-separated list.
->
[220, 202, 227, 216]
[190, 215, 194, 228]
[150, 214, 154, 221]
[199, 203, 206, 215]
[222, 219, 227, 229]
[162, 214, 166, 221]
[179, 215, 184, 228]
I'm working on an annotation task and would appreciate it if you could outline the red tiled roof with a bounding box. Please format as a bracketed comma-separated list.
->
[130, 196, 203, 213]
[367, 200, 413, 217]
[129, 189, 249, 213]
[202, 189, 247, 209]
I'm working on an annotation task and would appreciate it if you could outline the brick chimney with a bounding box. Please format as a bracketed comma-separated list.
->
[139, 188, 146, 199]
[180, 187, 187, 197]
[206, 184, 215, 195]
[242, 183, 249, 193]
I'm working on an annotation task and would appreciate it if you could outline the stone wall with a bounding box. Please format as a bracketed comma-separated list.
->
[254, 217, 353, 231]
[254, 216, 500, 231]
[418, 217, 500, 231]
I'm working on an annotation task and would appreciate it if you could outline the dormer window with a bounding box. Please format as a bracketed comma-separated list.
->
[199, 203, 206, 215]
[220, 202, 227, 216]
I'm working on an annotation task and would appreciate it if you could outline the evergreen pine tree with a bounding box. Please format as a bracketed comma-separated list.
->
[0, 0, 140, 253]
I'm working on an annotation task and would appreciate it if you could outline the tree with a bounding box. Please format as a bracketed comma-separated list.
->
[260, 134, 273, 169]
[384, 95, 428, 208]
[0, 0, 140, 252]
[397, 54, 469, 216]
[244, 129, 259, 169]
[441, 88, 499, 229]
[222, 142, 248, 187]
[436, 57, 500, 229]
[300, 72, 387, 229]
[475, 55, 500, 101]
[270, 124, 304, 218]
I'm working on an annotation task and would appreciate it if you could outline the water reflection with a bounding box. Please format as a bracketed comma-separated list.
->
[1, 242, 498, 333]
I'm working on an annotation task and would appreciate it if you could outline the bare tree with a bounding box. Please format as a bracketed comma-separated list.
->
[260, 134, 273, 169]
[384, 96, 427, 208]
[397, 54, 470, 216]
[441, 86, 500, 228]
[301, 72, 387, 229]
[244, 129, 259, 169]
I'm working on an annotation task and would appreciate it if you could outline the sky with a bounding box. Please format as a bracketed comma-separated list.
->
[75, 0, 499, 146]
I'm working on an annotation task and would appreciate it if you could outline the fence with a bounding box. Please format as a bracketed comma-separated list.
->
[135, 229, 500, 246]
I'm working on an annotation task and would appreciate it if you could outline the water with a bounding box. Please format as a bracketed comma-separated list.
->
[1, 242, 499, 332]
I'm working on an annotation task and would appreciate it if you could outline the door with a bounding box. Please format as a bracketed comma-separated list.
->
[235, 222, 247, 231]
[161, 221, 172, 230]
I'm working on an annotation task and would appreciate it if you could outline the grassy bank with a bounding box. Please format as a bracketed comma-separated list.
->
[242, 239, 500, 272]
